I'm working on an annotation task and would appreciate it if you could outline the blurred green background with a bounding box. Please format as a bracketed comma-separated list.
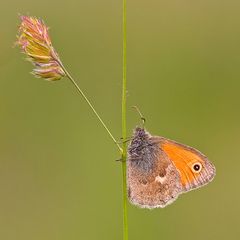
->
[1, 0, 240, 239]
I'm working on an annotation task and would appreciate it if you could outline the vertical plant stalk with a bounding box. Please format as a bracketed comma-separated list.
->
[122, 0, 128, 239]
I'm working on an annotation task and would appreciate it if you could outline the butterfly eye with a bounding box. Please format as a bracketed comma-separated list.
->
[192, 162, 202, 173]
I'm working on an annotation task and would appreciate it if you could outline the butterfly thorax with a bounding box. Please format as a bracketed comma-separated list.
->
[128, 127, 160, 172]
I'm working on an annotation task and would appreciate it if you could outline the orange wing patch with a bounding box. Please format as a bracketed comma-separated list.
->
[161, 140, 205, 189]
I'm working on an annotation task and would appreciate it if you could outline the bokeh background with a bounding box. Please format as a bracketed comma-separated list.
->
[1, 0, 240, 239]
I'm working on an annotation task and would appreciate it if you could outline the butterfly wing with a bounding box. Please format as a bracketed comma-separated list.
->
[127, 129, 183, 208]
[160, 138, 216, 192]
[127, 127, 216, 209]
[127, 147, 183, 208]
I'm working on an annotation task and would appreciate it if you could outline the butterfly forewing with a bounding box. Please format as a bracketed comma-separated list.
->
[160, 139, 216, 192]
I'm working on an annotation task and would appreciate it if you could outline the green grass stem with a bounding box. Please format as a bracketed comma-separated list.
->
[121, 0, 129, 239]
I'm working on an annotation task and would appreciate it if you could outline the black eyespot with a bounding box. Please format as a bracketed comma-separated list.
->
[192, 163, 202, 173]
[194, 164, 200, 171]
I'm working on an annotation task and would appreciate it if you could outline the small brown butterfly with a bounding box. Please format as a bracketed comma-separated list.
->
[127, 127, 216, 209]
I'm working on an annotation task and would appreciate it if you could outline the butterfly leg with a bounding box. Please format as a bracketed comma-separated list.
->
[117, 137, 132, 144]
[115, 157, 127, 162]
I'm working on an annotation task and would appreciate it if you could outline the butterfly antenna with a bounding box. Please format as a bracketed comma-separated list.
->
[132, 106, 146, 128]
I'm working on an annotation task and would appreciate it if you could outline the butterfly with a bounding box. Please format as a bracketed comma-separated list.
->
[127, 127, 216, 209]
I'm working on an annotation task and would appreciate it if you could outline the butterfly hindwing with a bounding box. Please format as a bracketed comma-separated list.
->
[127, 145, 183, 208]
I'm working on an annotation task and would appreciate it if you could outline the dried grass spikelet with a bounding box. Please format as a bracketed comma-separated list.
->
[16, 16, 65, 81]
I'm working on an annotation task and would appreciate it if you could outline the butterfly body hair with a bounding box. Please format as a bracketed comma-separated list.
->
[127, 127, 159, 172]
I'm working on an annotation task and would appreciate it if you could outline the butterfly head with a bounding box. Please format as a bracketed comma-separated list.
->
[133, 127, 148, 138]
